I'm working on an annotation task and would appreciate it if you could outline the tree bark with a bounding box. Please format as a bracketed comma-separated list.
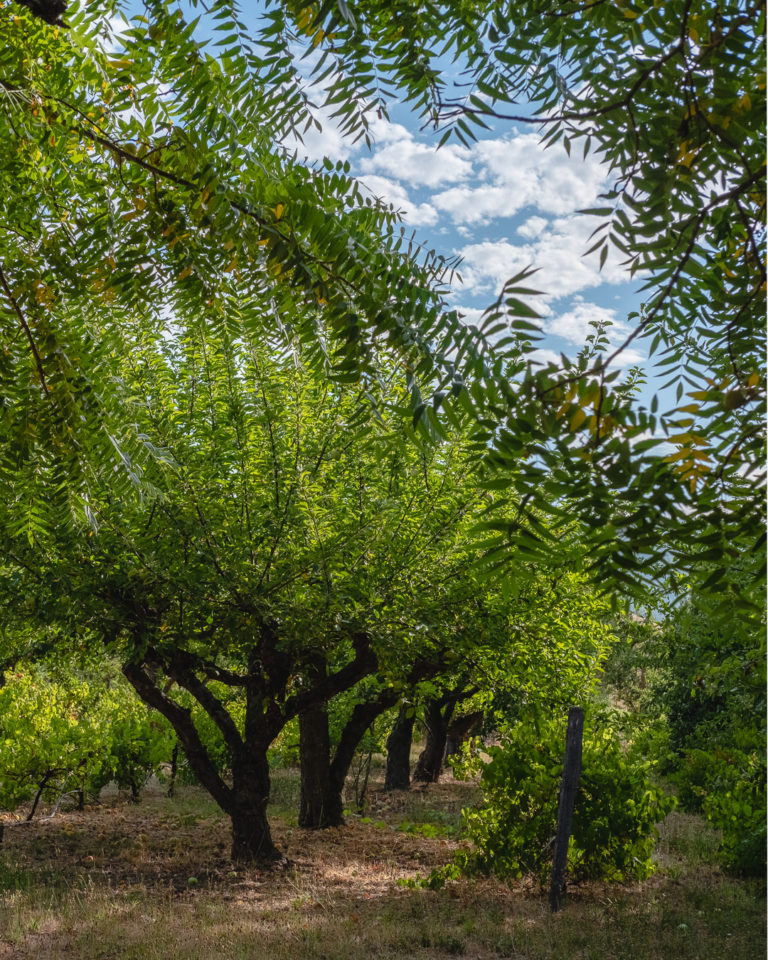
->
[230, 750, 280, 862]
[299, 691, 400, 827]
[298, 702, 344, 829]
[549, 706, 584, 912]
[124, 660, 280, 862]
[444, 710, 484, 761]
[384, 705, 415, 790]
[412, 697, 455, 782]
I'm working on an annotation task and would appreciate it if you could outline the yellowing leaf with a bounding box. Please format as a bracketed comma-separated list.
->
[748, 372, 759, 388]
[178, 267, 193, 280]
[570, 408, 587, 431]
[275, 203, 284, 220]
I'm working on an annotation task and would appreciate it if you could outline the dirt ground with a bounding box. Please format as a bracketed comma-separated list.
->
[0, 777, 764, 960]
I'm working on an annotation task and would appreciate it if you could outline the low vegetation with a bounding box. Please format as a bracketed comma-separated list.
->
[0, 767, 764, 960]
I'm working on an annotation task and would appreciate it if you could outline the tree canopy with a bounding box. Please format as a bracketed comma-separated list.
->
[0, 0, 763, 605]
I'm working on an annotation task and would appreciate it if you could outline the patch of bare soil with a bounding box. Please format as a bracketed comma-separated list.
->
[0, 781, 472, 899]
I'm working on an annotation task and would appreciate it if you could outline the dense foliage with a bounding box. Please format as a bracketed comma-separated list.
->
[652, 598, 764, 875]
[0, 0, 762, 601]
[0, 0, 762, 878]
[453, 711, 675, 884]
[0, 657, 174, 815]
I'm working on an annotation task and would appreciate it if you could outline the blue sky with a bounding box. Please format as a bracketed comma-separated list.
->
[107, 5, 658, 409]
[286, 96, 653, 399]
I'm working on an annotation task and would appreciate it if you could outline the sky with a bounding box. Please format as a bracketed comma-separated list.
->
[286, 97, 654, 397]
[108, 4, 658, 409]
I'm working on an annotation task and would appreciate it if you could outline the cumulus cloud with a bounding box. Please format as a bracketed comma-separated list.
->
[530, 347, 563, 367]
[455, 216, 628, 302]
[360, 124, 473, 187]
[433, 132, 608, 224]
[544, 302, 646, 367]
[454, 306, 486, 326]
[286, 109, 358, 164]
[357, 174, 439, 227]
[517, 216, 548, 240]
[546, 302, 619, 343]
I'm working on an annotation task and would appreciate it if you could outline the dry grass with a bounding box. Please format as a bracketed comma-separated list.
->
[0, 770, 764, 960]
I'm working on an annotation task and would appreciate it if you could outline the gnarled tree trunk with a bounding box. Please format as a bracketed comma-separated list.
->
[298, 690, 400, 827]
[444, 710, 484, 761]
[230, 751, 280, 862]
[412, 697, 454, 782]
[124, 660, 280, 862]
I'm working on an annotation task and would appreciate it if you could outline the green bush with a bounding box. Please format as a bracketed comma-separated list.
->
[0, 658, 175, 811]
[673, 744, 766, 876]
[454, 712, 675, 884]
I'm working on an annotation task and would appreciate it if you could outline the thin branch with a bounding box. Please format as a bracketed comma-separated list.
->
[0, 263, 50, 394]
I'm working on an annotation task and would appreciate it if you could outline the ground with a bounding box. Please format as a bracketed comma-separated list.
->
[0, 769, 764, 959]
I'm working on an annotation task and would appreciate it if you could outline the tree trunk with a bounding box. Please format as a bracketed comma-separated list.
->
[549, 706, 585, 912]
[123, 662, 281, 863]
[384, 706, 415, 790]
[413, 698, 454, 782]
[230, 752, 280, 862]
[444, 710, 484, 762]
[298, 702, 344, 829]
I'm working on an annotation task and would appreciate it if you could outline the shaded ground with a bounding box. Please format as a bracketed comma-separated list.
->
[0, 773, 764, 960]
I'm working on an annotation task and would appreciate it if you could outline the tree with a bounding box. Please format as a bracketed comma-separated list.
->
[378, 569, 617, 786]
[0, 322, 491, 859]
[264, 0, 765, 599]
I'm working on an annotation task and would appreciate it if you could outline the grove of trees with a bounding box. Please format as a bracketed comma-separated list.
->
[0, 0, 763, 883]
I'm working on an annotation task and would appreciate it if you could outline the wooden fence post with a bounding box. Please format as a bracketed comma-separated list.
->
[549, 706, 584, 912]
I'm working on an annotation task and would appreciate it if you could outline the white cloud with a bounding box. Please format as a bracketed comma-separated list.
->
[455, 216, 628, 302]
[546, 302, 619, 344]
[433, 132, 608, 225]
[287, 110, 358, 164]
[360, 125, 472, 188]
[530, 347, 562, 367]
[357, 174, 439, 227]
[517, 216, 548, 239]
[544, 302, 646, 367]
[454, 306, 486, 326]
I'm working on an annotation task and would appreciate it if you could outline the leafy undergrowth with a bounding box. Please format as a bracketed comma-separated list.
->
[0, 774, 764, 960]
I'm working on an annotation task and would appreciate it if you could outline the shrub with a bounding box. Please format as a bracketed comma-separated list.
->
[454, 711, 675, 884]
[674, 743, 766, 876]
